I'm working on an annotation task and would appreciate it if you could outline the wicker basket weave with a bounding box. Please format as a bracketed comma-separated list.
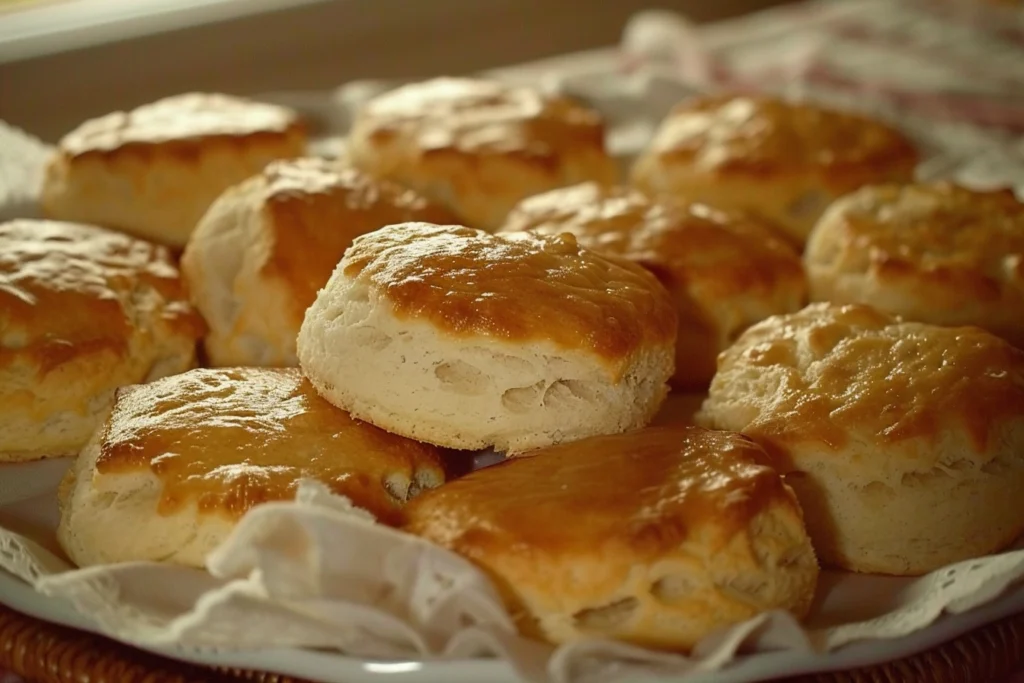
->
[1, 603, 1021, 683]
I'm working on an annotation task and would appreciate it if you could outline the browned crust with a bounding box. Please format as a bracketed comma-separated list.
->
[258, 159, 459, 328]
[646, 94, 919, 189]
[341, 223, 678, 364]
[58, 93, 305, 162]
[95, 367, 445, 525]
[0, 219, 205, 376]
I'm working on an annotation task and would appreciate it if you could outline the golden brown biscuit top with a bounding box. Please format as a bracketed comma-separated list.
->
[502, 183, 804, 301]
[60, 93, 302, 158]
[0, 219, 202, 374]
[403, 426, 795, 555]
[811, 183, 1024, 299]
[95, 367, 443, 522]
[342, 222, 678, 366]
[716, 302, 1024, 457]
[648, 95, 918, 178]
[257, 158, 459, 322]
[355, 77, 607, 162]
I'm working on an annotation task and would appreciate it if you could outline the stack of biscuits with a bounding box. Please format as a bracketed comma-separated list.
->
[4, 78, 1023, 652]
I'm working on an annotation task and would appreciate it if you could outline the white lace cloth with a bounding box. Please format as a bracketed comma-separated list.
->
[0, 475, 1022, 683]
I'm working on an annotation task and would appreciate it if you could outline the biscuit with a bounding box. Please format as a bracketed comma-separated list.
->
[404, 426, 819, 650]
[57, 367, 446, 568]
[631, 95, 919, 247]
[181, 158, 457, 366]
[0, 219, 203, 462]
[41, 93, 306, 247]
[804, 182, 1024, 348]
[297, 222, 677, 453]
[347, 77, 618, 231]
[501, 183, 807, 389]
[698, 302, 1024, 575]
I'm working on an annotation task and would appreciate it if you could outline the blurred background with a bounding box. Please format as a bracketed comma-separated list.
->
[0, 0, 791, 140]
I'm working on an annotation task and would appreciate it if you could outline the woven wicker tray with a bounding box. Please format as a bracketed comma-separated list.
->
[1, 602, 1021, 683]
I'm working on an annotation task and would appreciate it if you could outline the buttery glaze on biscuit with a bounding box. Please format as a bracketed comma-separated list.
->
[42, 93, 307, 248]
[631, 94, 919, 247]
[700, 302, 1024, 574]
[647, 95, 917, 181]
[60, 93, 303, 158]
[358, 78, 605, 164]
[348, 77, 618, 230]
[501, 183, 806, 387]
[0, 220, 202, 378]
[502, 184, 799, 298]
[404, 426, 818, 649]
[809, 184, 1024, 294]
[260, 159, 458, 321]
[181, 158, 457, 367]
[805, 183, 1024, 346]
[342, 223, 677, 363]
[96, 367, 443, 523]
[412, 428, 786, 550]
[720, 303, 1024, 458]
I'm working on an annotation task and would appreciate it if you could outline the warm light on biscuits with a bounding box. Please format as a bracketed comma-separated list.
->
[297, 222, 677, 453]
[699, 302, 1024, 575]
[501, 182, 807, 389]
[632, 94, 919, 247]
[57, 367, 446, 568]
[405, 425, 819, 650]
[348, 77, 618, 231]
[181, 157, 457, 367]
[42, 93, 307, 247]
[0, 219, 203, 462]
[805, 182, 1024, 348]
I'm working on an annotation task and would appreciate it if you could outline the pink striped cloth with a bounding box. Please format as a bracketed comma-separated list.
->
[623, 0, 1024, 151]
